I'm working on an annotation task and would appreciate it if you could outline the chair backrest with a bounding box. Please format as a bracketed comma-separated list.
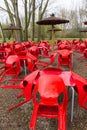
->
[33, 74, 68, 108]
[5, 55, 20, 75]
[21, 70, 40, 100]
[72, 72, 87, 110]
[58, 49, 72, 59]
[41, 67, 62, 75]
[30, 73, 68, 130]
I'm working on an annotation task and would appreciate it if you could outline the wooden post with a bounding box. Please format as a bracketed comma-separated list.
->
[52, 25, 55, 51]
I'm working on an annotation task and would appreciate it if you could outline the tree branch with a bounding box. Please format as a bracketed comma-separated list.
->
[41, 0, 49, 17]
[0, 6, 15, 17]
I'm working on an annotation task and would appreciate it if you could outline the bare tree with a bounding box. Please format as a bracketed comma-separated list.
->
[0, 0, 50, 42]
[0, 0, 33, 41]
[37, 0, 50, 41]
[32, 0, 35, 40]
[24, 0, 28, 41]
[11, 0, 23, 41]
[0, 22, 6, 43]
[1, 0, 23, 41]
[24, 0, 33, 41]
[4, 0, 15, 24]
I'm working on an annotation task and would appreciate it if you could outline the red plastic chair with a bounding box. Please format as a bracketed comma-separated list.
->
[5, 55, 20, 76]
[38, 40, 51, 57]
[79, 42, 86, 53]
[28, 45, 39, 58]
[0, 49, 6, 62]
[29, 74, 68, 130]
[72, 72, 87, 110]
[58, 40, 72, 50]
[0, 55, 20, 82]
[77, 48, 87, 61]
[58, 49, 73, 70]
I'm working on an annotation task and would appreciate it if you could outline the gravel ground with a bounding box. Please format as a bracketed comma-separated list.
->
[0, 52, 87, 130]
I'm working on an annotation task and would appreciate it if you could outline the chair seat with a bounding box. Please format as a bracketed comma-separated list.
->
[37, 105, 58, 118]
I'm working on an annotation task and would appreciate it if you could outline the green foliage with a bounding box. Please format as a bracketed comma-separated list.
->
[55, 29, 87, 39]
[0, 23, 12, 39]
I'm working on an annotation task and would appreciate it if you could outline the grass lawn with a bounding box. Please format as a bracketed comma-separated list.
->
[0, 37, 87, 44]
[0, 38, 14, 43]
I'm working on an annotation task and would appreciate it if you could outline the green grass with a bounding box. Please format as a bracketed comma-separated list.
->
[0, 37, 87, 43]
[0, 38, 14, 43]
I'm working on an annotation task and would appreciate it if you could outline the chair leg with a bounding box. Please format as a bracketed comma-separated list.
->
[70, 87, 75, 122]
[8, 99, 29, 111]
[16, 93, 24, 98]
[29, 104, 39, 130]
[58, 107, 66, 130]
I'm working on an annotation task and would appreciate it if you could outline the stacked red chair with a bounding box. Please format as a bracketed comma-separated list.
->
[57, 49, 73, 70]
[28, 45, 40, 58]
[58, 40, 72, 50]
[1, 67, 87, 128]
[30, 75, 68, 130]
[38, 40, 51, 57]
[0, 55, 20, 83]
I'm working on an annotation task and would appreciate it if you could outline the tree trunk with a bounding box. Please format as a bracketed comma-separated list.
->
[24, 0, 28, 41]
[0, 22, 6, 43]
[37, 8, 42, 41]
[32, 0, 35, 41]
[4, 0, 15, 25]
[37, 0, 49, 42]
[11, 0, 23, 42]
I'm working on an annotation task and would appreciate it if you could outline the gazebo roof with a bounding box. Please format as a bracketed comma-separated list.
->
[2, 24, 21, 30]
[36, 14, 69, 25]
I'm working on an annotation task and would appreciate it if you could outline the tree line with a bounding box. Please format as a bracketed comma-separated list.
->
[0, 0, 86, 43]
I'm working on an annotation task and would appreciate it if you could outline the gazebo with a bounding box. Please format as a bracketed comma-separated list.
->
[2, 24, 21, 40]
[36, 14, 69, 50]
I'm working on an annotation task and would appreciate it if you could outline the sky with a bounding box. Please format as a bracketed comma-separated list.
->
[0, 0, 85, 23]
[48, 0, 83, 12]
[53, 0, 83, 9]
